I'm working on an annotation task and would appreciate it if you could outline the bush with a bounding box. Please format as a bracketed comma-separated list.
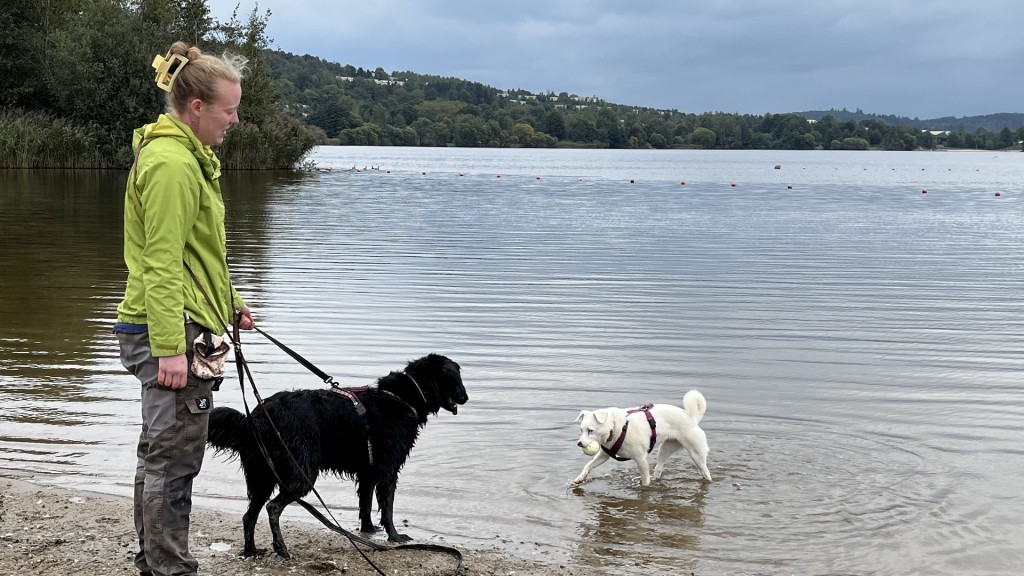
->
[0, 109, 107, 168]
[218, 113, 324, 170]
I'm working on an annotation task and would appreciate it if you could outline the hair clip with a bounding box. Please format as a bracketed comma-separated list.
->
[152, 51, 189, 92]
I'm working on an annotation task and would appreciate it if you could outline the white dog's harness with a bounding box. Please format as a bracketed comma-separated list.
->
[603, 403, 657, 461]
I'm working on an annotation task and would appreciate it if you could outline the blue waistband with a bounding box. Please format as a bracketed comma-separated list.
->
[113, 322, 148, 334]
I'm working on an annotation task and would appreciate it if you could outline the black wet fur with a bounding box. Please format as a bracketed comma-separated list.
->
[207, 354, 467, 558]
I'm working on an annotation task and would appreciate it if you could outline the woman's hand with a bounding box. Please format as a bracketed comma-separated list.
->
[237, 304, 255, 330]
[158, 353, 188, 389]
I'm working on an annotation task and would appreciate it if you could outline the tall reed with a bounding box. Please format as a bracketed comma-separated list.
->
[0, 109, 108, 169]
[1, 108, 321, 170]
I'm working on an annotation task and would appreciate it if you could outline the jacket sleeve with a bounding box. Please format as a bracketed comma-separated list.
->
[138, 153, 201, 357]
[232, 286, 245, 310]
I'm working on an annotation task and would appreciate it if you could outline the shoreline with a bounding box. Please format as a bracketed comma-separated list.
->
[0, 473, 591, 576]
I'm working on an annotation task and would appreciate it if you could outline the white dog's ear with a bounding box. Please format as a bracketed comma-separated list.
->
[593, 410, 609, 424]
[575, 410, 588, 423]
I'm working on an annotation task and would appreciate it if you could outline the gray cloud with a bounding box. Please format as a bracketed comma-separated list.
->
[207, 0, 1024, 118]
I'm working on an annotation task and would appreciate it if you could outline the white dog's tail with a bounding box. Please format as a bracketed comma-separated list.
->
[683, 389, 707, 424]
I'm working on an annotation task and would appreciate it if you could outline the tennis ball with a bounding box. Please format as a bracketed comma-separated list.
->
[582, 441, 600, 456]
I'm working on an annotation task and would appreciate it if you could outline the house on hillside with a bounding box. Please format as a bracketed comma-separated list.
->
[925, 130, 949, 148]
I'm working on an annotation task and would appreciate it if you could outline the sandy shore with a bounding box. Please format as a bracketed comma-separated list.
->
[0, 473, 592, 576]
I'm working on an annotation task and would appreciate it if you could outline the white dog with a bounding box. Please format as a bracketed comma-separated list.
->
[573, 389, 712, 486]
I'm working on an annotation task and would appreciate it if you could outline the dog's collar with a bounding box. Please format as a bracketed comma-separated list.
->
[379, 389, 420, 420]
[403, 371, 429, 404]
[602, 403, 657, 462]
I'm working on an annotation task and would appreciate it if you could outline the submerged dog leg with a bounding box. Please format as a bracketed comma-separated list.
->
[688, 446, 713, 482]
[653, 439, 683, 481]
[636, 452, 652, 486]
[573, 451, 610, 484]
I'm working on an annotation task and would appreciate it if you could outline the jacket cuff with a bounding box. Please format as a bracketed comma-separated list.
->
[150, 339, 186, 357]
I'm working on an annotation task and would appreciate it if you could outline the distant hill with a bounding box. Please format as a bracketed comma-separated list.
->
[795, 109, 1024, 133]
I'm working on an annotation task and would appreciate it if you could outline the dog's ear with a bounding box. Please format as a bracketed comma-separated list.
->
[593, 410, 609, 424]
[575, 410, 588, 423]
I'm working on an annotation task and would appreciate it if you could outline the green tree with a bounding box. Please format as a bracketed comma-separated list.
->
[308, 95, 361, 138]
[218, 4, 277, 126]
[881, 127, 917, 151]
[543, 110, 567, 140]
[0, 0, 41, 107]
[46, 0, 171, 160]
[840, 137, 869, 150]
[338, 123, 382, 145]
[688, 127, 716, 148]
[512, 122, 535, 146]
[996, 127, 1014, 149]
[596, 107, 626, 148]
[175, 0, 213, 46]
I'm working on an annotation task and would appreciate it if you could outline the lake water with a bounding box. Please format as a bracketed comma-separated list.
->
[2, 147, 1023, 575]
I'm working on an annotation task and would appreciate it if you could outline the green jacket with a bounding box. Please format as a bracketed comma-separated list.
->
[117, 114, 244, 357]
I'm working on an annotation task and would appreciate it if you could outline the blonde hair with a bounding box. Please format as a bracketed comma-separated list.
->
[164, 41, 248, 115]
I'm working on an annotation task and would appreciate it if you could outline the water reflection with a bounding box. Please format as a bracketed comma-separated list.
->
[573, 483, 707, 573]
[1, 170, 126, 389]
[0, 169, 295, 390]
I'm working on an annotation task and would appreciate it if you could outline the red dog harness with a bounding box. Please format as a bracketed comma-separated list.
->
[602, 403, 657, 461]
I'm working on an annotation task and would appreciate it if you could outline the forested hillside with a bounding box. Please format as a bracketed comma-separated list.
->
[267, 50, 1024, 152]
[797, 109, 1024, 134]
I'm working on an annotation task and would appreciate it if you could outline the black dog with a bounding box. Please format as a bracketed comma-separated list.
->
[207, 353, 467, 558]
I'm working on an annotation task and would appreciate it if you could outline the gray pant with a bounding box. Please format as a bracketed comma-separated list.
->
[118, 323, 215, 576]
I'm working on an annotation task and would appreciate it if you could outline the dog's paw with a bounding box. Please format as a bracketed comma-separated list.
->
[273, 546, 291, 559]
[241, 547, 267, 558]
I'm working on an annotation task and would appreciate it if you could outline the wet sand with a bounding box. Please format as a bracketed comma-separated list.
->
[0, 474, 594, 576]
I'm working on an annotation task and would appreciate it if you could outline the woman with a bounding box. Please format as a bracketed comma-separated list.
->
[114, 41, 255, 576]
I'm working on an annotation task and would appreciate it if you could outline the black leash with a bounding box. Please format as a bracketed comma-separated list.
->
[253, 326, 337, 384]
[229, 320, 464, 575]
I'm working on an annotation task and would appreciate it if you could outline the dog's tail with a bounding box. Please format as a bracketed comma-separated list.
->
[683, 389, 707, 424]
[207, 406, 250, 456]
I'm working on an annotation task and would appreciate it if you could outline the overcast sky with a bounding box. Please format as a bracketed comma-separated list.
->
[205, 0, 1023, 119]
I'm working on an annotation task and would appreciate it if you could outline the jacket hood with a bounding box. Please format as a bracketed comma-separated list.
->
[132, 114, 220, 180]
